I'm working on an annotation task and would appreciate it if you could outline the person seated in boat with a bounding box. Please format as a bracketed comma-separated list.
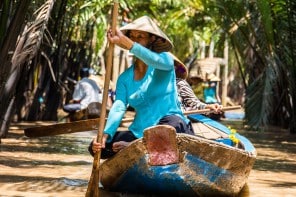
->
[203, 73, 221, 104]
[171, 52, 223, 112]
[89, 16, 215, 159]
[63, 67, 103, 113]
[88, 68, 114, 108]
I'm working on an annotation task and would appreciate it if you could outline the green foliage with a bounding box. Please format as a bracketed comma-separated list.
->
[1, 0, 295, 132]
[215, 0, 296, 131]
[46, 0, 296, 131]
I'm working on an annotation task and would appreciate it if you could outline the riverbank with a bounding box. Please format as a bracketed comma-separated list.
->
[0, 120, 295, 196]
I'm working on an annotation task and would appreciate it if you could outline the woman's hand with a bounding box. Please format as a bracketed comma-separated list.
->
[107, 28, 134, 50]
[206, 104, 223, 114]
[91, 134, 108, 154]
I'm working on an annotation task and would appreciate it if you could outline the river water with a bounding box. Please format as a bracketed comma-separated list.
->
[0, 120, 295, 197]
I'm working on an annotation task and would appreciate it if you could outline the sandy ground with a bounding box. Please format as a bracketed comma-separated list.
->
[0, 120, 296, 197]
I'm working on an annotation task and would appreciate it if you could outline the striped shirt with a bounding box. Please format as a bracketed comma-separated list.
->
[176, 78, 207, 111]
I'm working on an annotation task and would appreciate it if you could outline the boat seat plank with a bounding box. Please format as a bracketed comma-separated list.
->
[192, 122, 228, 139]
[143, 125, 179, 166]
[189, 114, 230, 140]
[189, 114, 231, 134]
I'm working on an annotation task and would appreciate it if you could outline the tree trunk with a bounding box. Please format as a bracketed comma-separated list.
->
[0, 97, 15, 138]
[0, 0, 31, 92]
[0, 0, 31, 139]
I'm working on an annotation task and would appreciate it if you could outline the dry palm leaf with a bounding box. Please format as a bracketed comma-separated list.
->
[11, 0, 55, 66]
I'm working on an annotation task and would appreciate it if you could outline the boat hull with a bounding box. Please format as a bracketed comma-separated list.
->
[100, 129, 256, 196]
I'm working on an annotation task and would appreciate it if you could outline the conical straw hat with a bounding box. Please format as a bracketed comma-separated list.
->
[206, 73, 220, 81]
[169, 52, 188, 79]
[120, 16, 173, 52]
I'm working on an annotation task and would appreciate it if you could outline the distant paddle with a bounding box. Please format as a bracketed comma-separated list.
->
[24, 105, 241, 137]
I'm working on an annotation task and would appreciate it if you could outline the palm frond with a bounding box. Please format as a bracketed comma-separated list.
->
[245, 55, 278, 128]
[257, 0, 274, 48]
[11, 0, 55, 66]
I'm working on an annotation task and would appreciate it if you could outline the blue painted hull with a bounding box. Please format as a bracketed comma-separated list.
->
[100, 115, 256, 196]
[111, 154, 240, 196]
[113, 156, 197, 196]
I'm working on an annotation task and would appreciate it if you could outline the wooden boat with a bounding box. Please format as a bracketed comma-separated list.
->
[67, 102, 103, 122]
[99, 114, 256, 196]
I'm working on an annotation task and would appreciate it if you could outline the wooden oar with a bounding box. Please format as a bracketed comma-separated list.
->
[24, 105, 241, 137]
[183, 105, 241, 115]
[85, 2, 119, 196]
[24, 117, 133, 137]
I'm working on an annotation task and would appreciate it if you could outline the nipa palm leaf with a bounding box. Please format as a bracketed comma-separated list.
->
[11, 0, 55, 66]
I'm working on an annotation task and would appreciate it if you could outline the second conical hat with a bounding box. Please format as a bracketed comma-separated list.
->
[169, 52, 188, 79]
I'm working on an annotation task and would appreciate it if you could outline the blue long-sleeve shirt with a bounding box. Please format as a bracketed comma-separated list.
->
[104, 43, 189, 142]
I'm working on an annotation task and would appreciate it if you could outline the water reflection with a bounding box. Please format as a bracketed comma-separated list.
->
[61, 178, 88, 187]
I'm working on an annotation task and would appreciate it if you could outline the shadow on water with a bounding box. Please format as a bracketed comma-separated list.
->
[0, 155, 90, 168]
[1, 127, 93, 195]
[0, 174, 87, 193]
[1, 129, 91, 155]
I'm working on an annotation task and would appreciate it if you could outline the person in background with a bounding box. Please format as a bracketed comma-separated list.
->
[170, 53, 223, 112]
[88, 68, 113, 108]
[203, 73, 221, 104]
[63, 67, 102, 113]
[89, 16, 194, 159]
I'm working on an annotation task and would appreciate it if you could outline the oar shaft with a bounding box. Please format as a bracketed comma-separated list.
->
[85, 2, 119, 197]
[183, 105, 241, 115]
